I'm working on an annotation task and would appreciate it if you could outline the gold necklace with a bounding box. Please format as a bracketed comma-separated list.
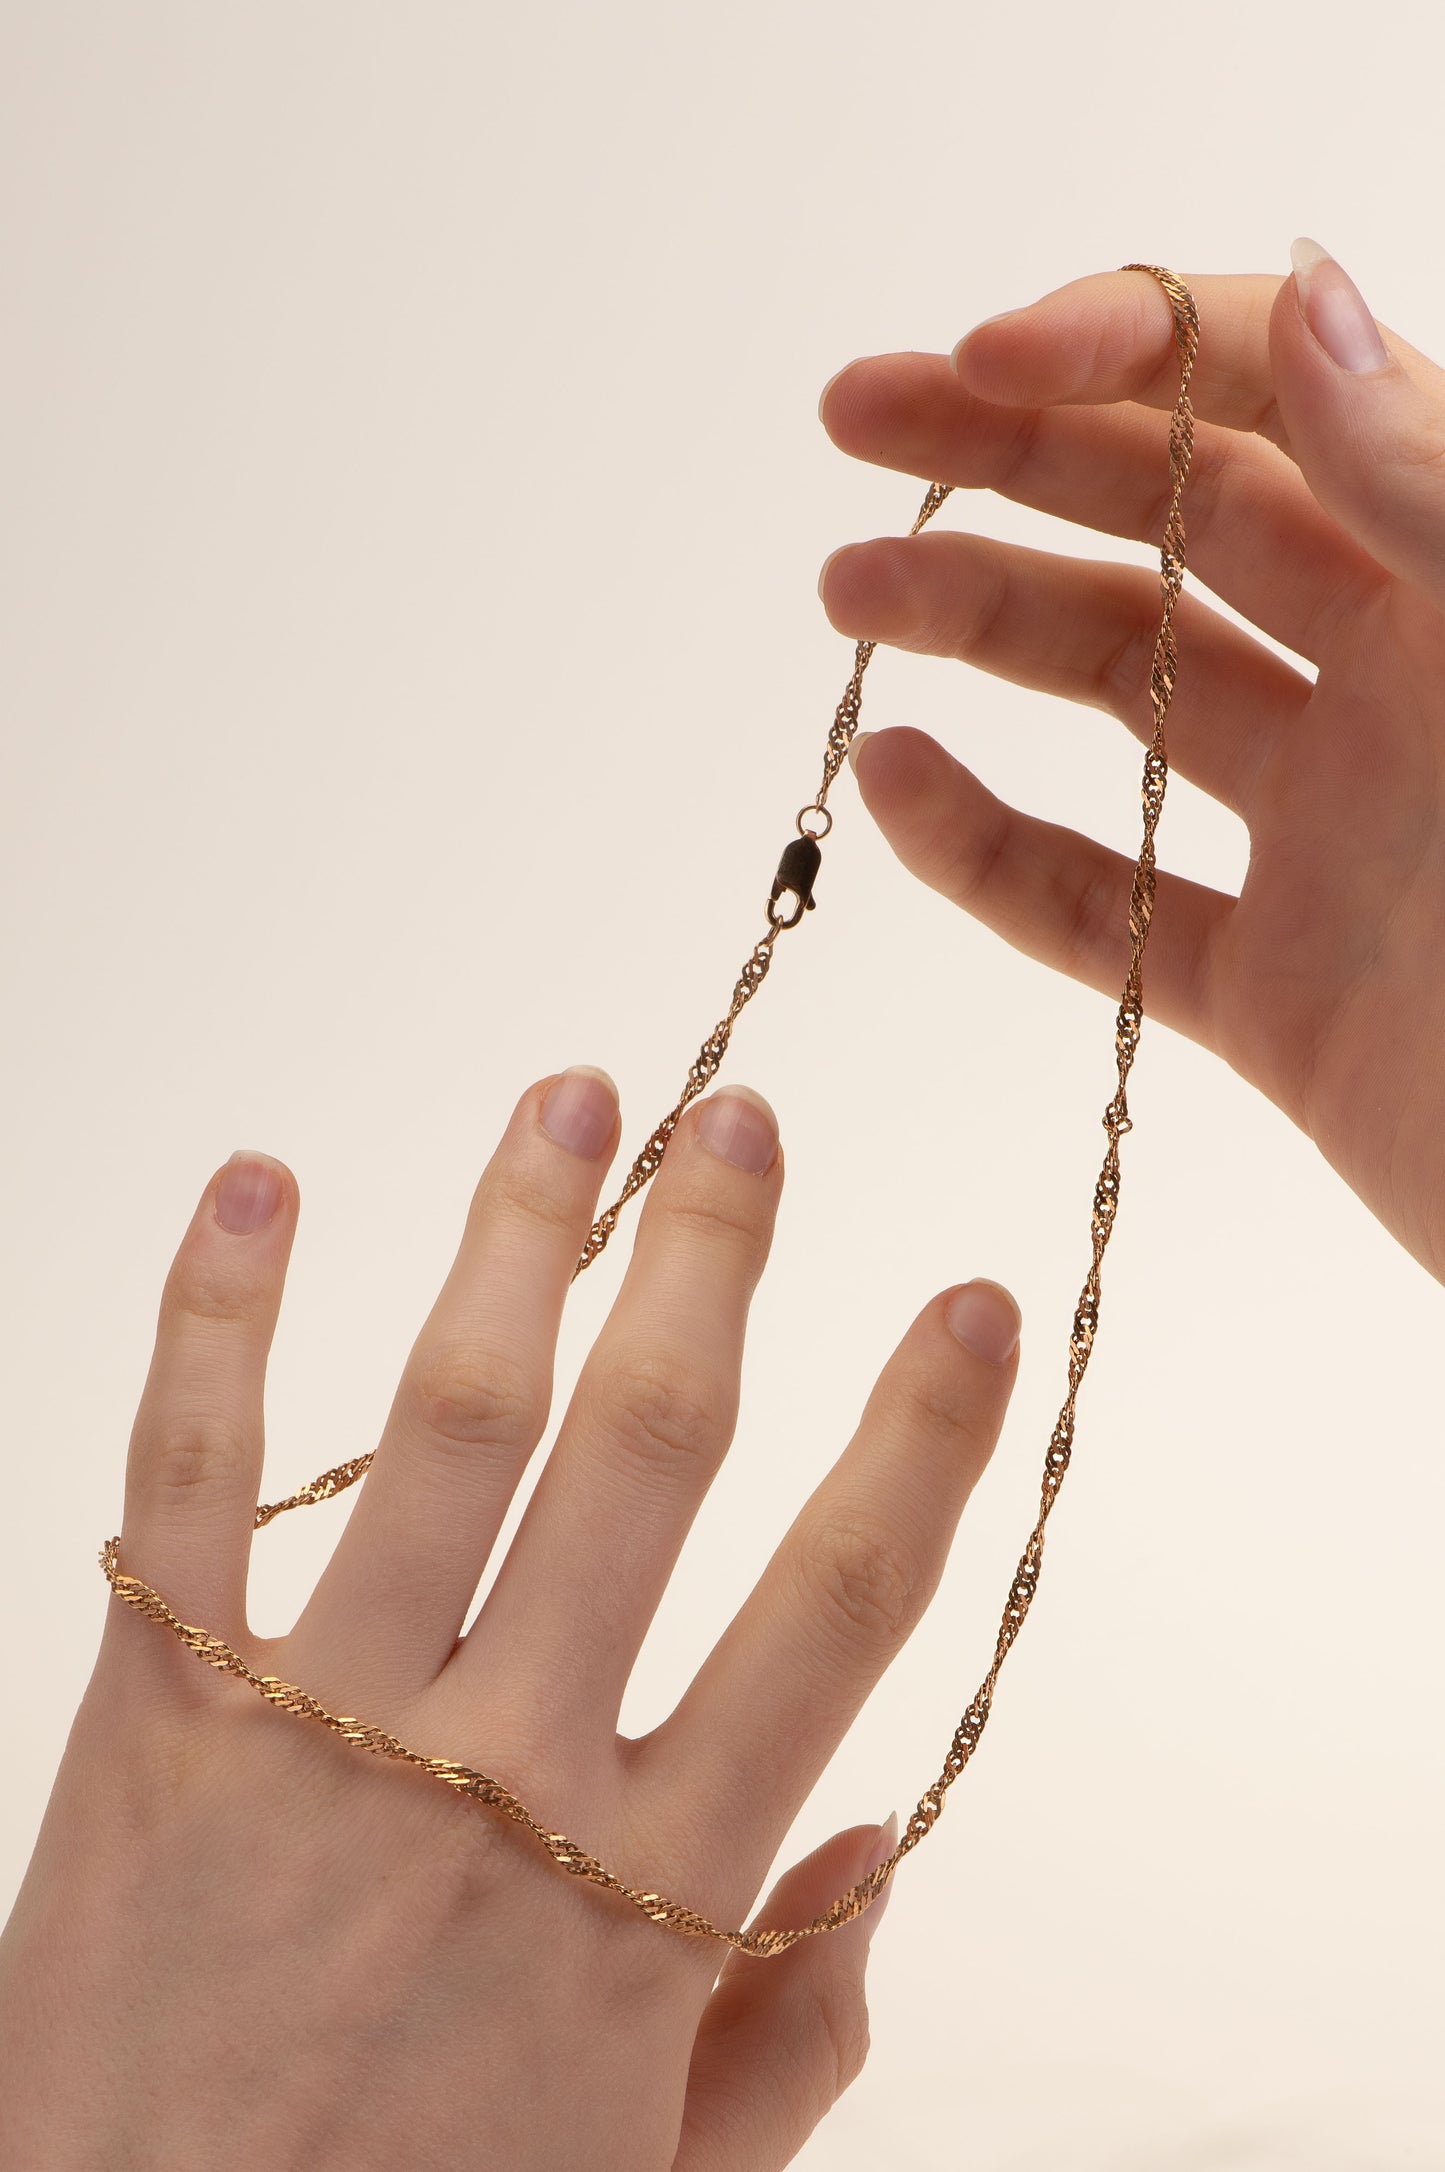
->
[100, 263, 1199, 1959]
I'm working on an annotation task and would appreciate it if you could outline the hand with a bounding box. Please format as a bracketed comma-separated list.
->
[819, 246, 1445, 1286]
[0, 1070, 1020, 2169]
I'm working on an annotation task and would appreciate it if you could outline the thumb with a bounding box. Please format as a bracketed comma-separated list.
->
[1275, 237, 1445, 611]
[672, 1812, 899, 2171]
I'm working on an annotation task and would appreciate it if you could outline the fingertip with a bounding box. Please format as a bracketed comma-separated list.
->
[815, 537, 868, 628]
[539, 1064, 621, 1160]
[955, 270, 1185, 409]
[1286, 235, 1391, 376]
[845, 721, 952, 827]
[846, 722, 955, 805]
[815, 534, 915, 639]
[944, 1278, 1022, 1366]
[695, 1083, 781, 1176]
[950, 309, 1023, 389]
[817, 352, 925, 457]
[818, 355, 864, 431]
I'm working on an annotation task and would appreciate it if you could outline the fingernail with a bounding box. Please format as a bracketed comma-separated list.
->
[1290, 237, 1388, 375]
[541, 1065, 619, 1159]
[817, 545, 843, 602]
[216, 1151, 283, 1235]
[696, 1085, 779, 1174]
[945, 1278, 1022, 1364]
[861, 1810, 899, 1942]
[847, 729, 874, 777]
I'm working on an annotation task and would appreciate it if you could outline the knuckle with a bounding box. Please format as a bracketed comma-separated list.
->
[1059, 852, 1126, 981]
[994, 404, 1043, 496]
[907, 1364, 990, 1447]
[1143, 426, 1225, 548]
[1180, 428, 1229, 532]
[1091, 605, 1157, 732]
[1301, 557, 1391, 663]
[408, 1346, 546, 1456]
[592, 1349, 733, 1477]
[1394, 418, 1445, 482]
[808, 1974, 872, 2102]
[478, 1165, 583, 1245]
[1240, 285, 1289, 446]
[661, 1182, 774, 1267]
[938, 550, 1009, 668]
[796, 1511, 927, 1656]
[161, 1259, 266, 1333]
[936, 792, 1011, 918]
[142, 1410, 250, 1500]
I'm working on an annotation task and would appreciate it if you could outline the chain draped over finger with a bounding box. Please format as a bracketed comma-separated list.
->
[99, 262, 1200, 1959]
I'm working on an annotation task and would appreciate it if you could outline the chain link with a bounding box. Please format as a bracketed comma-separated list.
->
[101, 265, 1200, 1959]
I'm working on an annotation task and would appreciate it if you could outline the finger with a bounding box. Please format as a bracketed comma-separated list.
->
[673, 1816, 896, 2172]
[638, 1279, 1019, 1853]
[1272, 237, 1445, 614]
[119, 1150, 297, 1633]
[952, 266, 1293, 441]
[821, 349, 1381, 663]
[849, 725, 1232, 1049]
[818, 527, 1311, 815]
[289, 1067, 620, 1692]
[459, 1086, 782, 1732]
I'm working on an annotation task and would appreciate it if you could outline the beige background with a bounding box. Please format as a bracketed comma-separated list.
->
[4, 3, 1443, 2163]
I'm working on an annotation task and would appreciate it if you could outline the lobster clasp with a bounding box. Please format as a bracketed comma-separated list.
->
[768, 835, 822, 930]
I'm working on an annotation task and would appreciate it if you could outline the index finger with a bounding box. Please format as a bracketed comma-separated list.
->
[953, 267, 1293, 450]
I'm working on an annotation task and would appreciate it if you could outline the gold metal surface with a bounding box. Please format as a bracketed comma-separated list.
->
[100, 265, 1199, 1958]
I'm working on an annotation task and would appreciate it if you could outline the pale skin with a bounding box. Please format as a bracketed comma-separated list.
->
[1, 244, 1441, 2168]
[822, 244, 1445, 1290]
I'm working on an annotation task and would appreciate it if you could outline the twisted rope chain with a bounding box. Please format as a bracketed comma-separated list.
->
[101, 266, 1199, 1959]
